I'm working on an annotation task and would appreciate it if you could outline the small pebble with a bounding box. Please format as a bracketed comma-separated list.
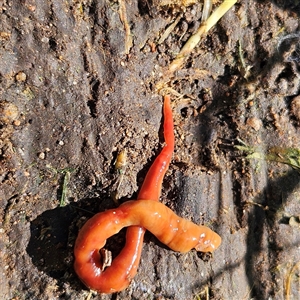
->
[248, 100, 254, 107]
[289, 216, 300, 228]
[38, 152, 45, 159]
[13, 119, 21, 126]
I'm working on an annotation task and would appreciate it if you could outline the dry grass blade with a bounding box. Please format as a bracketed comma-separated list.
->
[285, 261, 300, 300]
[60, 170, 70, 207]
[158, 14, 182, 44]
[167, 0, 237, 74]
[119, 0, 133, 54]
[201, 0, 213, 22]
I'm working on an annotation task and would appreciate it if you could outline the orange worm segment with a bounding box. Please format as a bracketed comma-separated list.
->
[74, 200, 221, 293]
[74, 95, 175, 293]
[111, 95, 175, 289]
[137, 94, 174, 200]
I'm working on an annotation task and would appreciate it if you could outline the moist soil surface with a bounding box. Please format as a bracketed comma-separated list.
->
[1, 1, 300, 299]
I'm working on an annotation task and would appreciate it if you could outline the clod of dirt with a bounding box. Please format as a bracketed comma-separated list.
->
[15, 71, 27, 82]
[290, 95, 300, 124]
[0, 101, 19, 124]
[246, 116, 262, 132]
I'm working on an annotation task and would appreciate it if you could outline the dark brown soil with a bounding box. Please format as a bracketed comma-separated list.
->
[1, 1, 300, 299]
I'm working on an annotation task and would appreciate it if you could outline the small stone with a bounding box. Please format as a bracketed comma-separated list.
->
[38, 152, 45, 159]
[13, 119, 21, 126]
[27, 5, 36, 12]
[248, 100, 254, 107]
[289, 216, 300, 228]
[41, 37, 49, 43]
